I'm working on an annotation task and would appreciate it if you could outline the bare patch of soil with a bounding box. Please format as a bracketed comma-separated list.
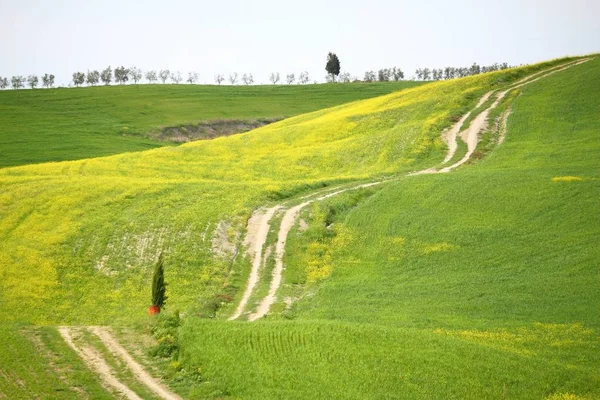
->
[152, 118, 283, 143]
[211, 220, 240, 259]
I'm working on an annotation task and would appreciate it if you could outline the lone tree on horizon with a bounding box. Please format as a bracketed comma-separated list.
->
[325, 52, 341, 82]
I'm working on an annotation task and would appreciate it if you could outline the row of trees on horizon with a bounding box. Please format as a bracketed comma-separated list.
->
[414, 62, 511, 81]
[0, 62, 512, 90]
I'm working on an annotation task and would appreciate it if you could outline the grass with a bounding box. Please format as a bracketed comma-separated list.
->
[0, 57, 581, 327]
[179, 320, 598, 399]
[0, 81, 425, 168]
[0, 55, 596, 398]
[0, 326, 112, 399]
[174, 58, 600, 398]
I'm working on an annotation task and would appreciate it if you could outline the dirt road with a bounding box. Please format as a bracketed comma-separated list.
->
[230, 59, 589, 321]
[60, 326, 181, 400]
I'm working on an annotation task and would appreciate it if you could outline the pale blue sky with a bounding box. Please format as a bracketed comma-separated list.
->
[1, 0, 598, 85]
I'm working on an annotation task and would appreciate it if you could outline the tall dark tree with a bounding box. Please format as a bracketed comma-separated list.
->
[325, 52, 341, 82]
[151, 253, 167, 309]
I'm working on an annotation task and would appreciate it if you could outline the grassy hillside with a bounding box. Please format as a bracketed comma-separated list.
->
[0, 82, 424, 168]
[177, 59, 600, 398]
[0, 326, 112, 399]
[0, 59, 576, 327]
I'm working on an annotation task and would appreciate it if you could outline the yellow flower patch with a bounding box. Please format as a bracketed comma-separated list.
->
[545, 393, 585, 400]
[552, 176, 583, 182]
[306, 242, 332, 283]
[434, 322, 597, 358]
[389, 236, 406, 245]
[423, 242, 458, 254]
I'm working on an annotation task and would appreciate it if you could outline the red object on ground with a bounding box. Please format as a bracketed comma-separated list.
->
[148, 305, 161, 315]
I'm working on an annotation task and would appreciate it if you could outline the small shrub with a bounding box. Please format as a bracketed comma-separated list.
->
[149, 311, 180, 359]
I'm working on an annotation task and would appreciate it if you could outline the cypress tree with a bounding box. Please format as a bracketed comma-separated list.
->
[325, 52, 341, 82]
[152, 253, 167, 308]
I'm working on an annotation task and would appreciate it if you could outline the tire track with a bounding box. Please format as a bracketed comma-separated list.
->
[230, 58, 590, 321]
[91, 327, 181, 400]
[59, 326, 143, 400]
[229, 206, 280, 320]
[438, 59, 589, 173]
[248, 182, 381, 321]
[59, 326, 181, 400]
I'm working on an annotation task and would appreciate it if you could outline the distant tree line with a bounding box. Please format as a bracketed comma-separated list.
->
[213, 71, 312, 85]
[414, 62, 511, 81]
[0, 74, 55, 89]
[0, 61, 513, 90]
[0, 68, 318, 89]
[361, 67, 405, 83]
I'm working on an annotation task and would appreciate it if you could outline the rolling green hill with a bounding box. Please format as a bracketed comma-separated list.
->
[0, 55, 598, 399]
[0, 82, 424, 168]
[0, 58, 571, 327]
[176, 57, 600, 399]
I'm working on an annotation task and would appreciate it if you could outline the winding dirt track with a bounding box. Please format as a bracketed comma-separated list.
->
[91, 327, 182, 400]
[59, 326, 143, 400]
[59, 326, 181, 400]
[248, 182, 381, 321]
[230, 58, 589, 321]
[440, 59, 588, 173]
[229, 206, 281, 320]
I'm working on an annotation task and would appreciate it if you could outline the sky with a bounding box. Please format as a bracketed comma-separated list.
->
[0, 0, 598, 86]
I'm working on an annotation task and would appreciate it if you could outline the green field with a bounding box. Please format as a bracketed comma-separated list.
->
[175, 58, 600, 399]
[0, 326, 112, 399]
[0, 82, 424, 168]
[0, 58, 572, 326]
[0, 55, 598, 399]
